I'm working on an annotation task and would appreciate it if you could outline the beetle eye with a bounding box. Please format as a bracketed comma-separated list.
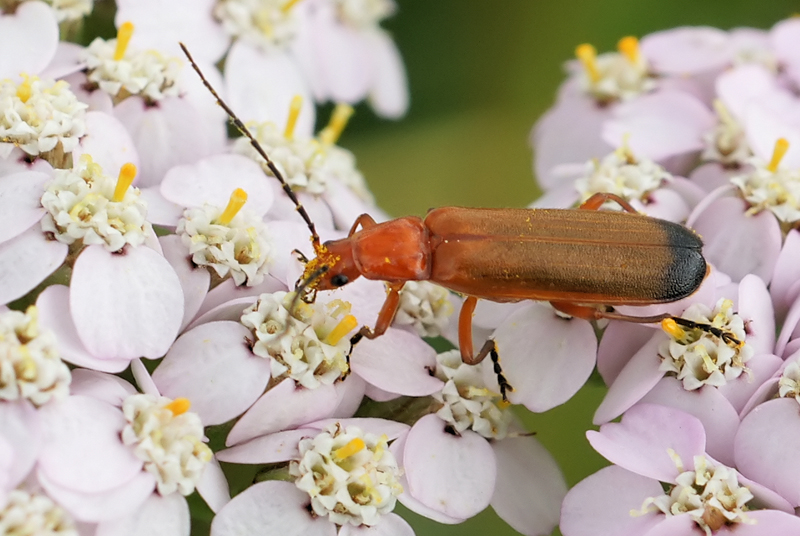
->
[330, 274, 349, 287]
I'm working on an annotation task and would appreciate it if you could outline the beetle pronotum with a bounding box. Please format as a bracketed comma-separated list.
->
[180, 43, 739, 400]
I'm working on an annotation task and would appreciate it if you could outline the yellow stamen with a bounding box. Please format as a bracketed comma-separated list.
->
[324, 314, 358, 345]
[661, 318, 686, 340]
[334, 437, 365, 460]
[617, 36, 640, 63]
[165, 397, 191, 416]
[767, 138, 790, 173]
[282, 0, 303, 13]
[284, 95, 303, 140]
[575, 43, 600, 83]
[19, 306, 39, 341]
[319, 104, 354, 145]
[112, 163, 137, 202]
[114, 22, 135, 61]
[16, 74, 33, 103]
[217, 188, 248, 225]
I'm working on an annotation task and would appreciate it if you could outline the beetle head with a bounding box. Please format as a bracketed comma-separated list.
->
[297, 237, 362, 300]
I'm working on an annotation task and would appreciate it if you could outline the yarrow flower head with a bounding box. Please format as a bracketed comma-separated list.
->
[432, 349, 512, 439]
[177, 187, 273, 286]
[40, 156, 149, 252]
[658, 299, 752, 390]
[573, 37, 655, 104]
[289, 423, 403, 527]
[393, 281, 453, 338]
[638, 453, 754, 535]
[240, 291, 357, 388]
[778, 359, 800, 403]
[121, 394, 212, 496]
[81, 22, 182, 104]
[213, 0, 301, 53]
[731, 137, 800, 227]
[0, 489, 77, 536]
[702, 99, 751, 166]
[0, 74, 87, 165]
[0, 306, 70, 407]
[575, 144, 672, 206]
[334, 0, 396, 30]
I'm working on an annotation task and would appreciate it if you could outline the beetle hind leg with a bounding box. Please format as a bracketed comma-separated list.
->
[460, 296, 514, 401]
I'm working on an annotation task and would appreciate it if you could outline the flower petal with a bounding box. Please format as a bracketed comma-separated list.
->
[0, 227, 67, 305]
[95, 493, 189, 536]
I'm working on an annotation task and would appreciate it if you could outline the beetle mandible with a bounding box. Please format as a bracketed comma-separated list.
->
[180, 44, 737, 401]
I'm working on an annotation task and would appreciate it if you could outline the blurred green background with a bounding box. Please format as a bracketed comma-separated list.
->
[340, 2, 798, 535]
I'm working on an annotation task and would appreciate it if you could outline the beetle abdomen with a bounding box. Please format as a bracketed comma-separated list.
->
[425, 207, 706, 305]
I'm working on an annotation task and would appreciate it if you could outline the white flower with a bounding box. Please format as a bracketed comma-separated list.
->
[0, 489, 77, 536]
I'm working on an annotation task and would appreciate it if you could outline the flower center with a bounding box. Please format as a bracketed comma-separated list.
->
[573, 37, 655, 104]
[658, 299, 752, 390]
[121, 394, 212, 496]
[40, 156, 149, 253]
[0, 489, 77, 536]
[240, 292, 356, 388]
[289, 424, 403, 526]
[392, 281, 453, 338]
[575, 145, 671, 206]
[432, 350, 512, 439]
[213, 0, 300, 52]
[0, 306, 71, 407]
[702, 100, 750, 166]
[333, 0, 395, 30]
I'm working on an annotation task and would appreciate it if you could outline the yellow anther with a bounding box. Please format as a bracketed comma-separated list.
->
[112, 163, 137, 202]
[284, 95, 304, 139]
[217, 188, 248, 225]
[16, 354, 37, 381]
[114, 22, 135, 61]
[617, 36, 640, 63]
[767, 138, 790, 173]
[324, 314, 358, 345]
[16, 74, 33, 103]
[661, 318, 686, 340]
[319, 104, 354, 145]
[334, 437, 365, 460]
[282, 0, 303, 13]
[575, 43, 600, 83]
[165, 397, 191, 416]
[19, 306, 39, 341]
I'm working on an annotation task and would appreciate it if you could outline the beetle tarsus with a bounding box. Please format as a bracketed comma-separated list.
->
[479, 339, 513, 402]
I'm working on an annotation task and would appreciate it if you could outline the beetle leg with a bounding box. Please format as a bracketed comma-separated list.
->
[348, 281, 404, 355]
[459, 296, 514, 401]
[348, 213, 378, 236]
[580, 192, 638, 214]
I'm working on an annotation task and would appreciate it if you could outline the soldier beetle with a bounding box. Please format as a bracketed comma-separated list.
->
[181, 44, 738, 400]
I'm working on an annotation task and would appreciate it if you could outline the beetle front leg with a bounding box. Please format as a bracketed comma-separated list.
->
[348, 213, 378, 236]
[348, 282, 404, 351]
[459, 296, 513, 401]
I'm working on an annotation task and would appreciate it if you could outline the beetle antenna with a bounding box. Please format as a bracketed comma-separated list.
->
[179, 42, 322, 252]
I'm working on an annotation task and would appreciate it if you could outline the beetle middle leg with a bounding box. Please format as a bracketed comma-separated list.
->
[459, 296, 514, 401]
[580, 192, 638, 213]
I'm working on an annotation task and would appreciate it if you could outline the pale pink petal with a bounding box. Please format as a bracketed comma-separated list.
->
[365, 30, 408, 119]
[717, 353, 781, 414]
[602, 91, 715, 161]
[745, 103, 800, 167]
[38, 396, 143, 492]
[689, 162, 740, 193]
[73, 111, 139, 179]
[226, 379, 339, 446]
[40, 41, 86, 80]
[560, 465, 663, 536]
[640, 26, 731, 74]
[597, 321, 658, 385]
[363, 383, 401, 403]
[307, 418, 409, 440]
[265, 182, 334, 230]
[330, 374, 366, 418]
[160, 154, 273, 216]
[637, 379, 739, 466]
[153, 321, 270, 426]
[130, 359, 159, 396]
[771, 229, 800, 321]
[216, 429, 313, 464]
[0, 400, 40, 487]
[717, 510, 800, 535]
[490, 436, 565, 536]
[0, 227, 67, 305]
[95, 493, 189, 536]
[640, 514, 696, 536]
[0, 170, 49, 244]
[588, 404, 706, 482]
[196, 458, 230, 513]
[339, 513, 413, 536]
[738, 274, 775, 355]
[71, 245, 184, 360]
[36, 285, 130, 372]
[636, 187, 690, 222]
[493, 303, 596, 412]
[226, 43, 315, 136]
[0, 1, 58, 79]
[186, 296, 261, 331]
[69, 369, 138, 407]
[403, 414, 495, 520]
[37, 470, 155, 523]
[716, 64, 778, 121]
[350, 328, 442, 397]
[158, 235, 210, 331]
[138, 187, 184, 227]
[210, 481, 336, 536]
[691, 197, 781, 283]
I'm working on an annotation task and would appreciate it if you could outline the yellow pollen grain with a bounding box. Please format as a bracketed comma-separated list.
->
[575, 43, 600, 83]
[319, 103, 354, 145]
[114, 22, 135, 61]
[767, 138, 790, 173]
[334, 437, 365, 460]
[324, 314, 358, 345]
[112, 163, 137, 202]
[617, 36, 640, 63]
[217, 188, 248, 225]
[282, 0, 303, 13]
[284, 95, 304, 139]
[15, 74, 33, 103]
[165, 397, 191, 416]
[661, 318, 685, 340]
